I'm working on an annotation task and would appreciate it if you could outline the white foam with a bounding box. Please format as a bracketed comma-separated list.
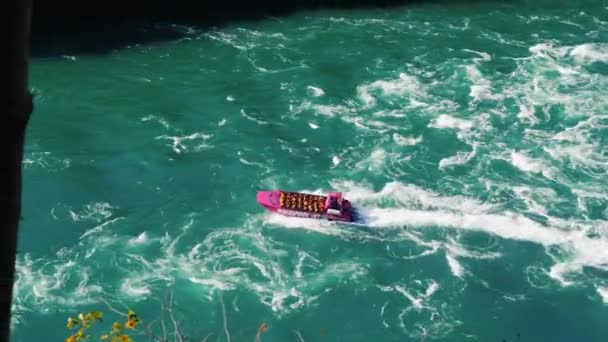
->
[444, 240, 501, 260]
[23, 151, 71, 171]
[374, 109, 407, 118]
[393, 133, 422, 146]
[547, 263, 576, 286]
[541, 116, 608, 171]
[240, 109, 268, 125]
[69, 202, 114, 223]
[294, 101, 350, 117]
[439, 143, 478, 169]
[331, 180, 496, 214]
[511, 186, 556, 217]
[470, 84, 493, 101]
[383, 279, 440, 315]
[12, 255, 100, 316]
[569, 43, 608, 64]
[430, 114, 473, 131]
[264, 213, 347, 237]
[226, 95, 235, 102]
[544, 143, 607, 170]
[329, 179, 608, 278]
[395, 286, 424, 309]
[463, 49, 492, 62]
[356, 148, 389, 171]
[446, 254, 464, 278]
[332, 156, 340, 166]
[510, 42, 608, 119]
[380, 302, 390, 328]
[356, 86, 376, 107]
[309, 122, 319, 129]
[120, 278, 152, 298]
[314, 104, 349, 116]
[529, 43, 570, 59]
[79, 217, 123, 240]
[364, 208, 567, 243]
[155, 132, 213, 154]
[204, 31, 255, 51]
[238, 157, 269, 171]
[356, 72, 422, 108]
[189, 277, 235, 291]
[306, 86, 325, 97]
[141, 114, 171, 129]
[517, 103, 537, 125]
[294, 252, 306, 279]
[465, 64, 502, 102]
[510, 152, 545, 173]
[128, 232, 149, 246]
[342, 117, 402, 132]
[597, 286, 608, 303]
[364, 205, 608, 286]
[425, 281, 439, 297]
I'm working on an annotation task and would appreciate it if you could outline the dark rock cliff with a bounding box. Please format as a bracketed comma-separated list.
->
[30, 0, 419, 55]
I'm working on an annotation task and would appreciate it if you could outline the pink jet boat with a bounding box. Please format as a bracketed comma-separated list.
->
[257, 190, 356, 222]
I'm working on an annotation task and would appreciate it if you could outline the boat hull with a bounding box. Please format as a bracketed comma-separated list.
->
[257, 190, 355, 222]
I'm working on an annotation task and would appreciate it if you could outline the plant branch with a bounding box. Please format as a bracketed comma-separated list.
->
[167, 289, 183, 342]
[99, 297, 127, 317]
[219, 292, 231, 342]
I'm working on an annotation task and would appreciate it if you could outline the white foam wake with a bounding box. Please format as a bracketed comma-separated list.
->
[266, 181, 608, 290]
[360, 207, 569, 245]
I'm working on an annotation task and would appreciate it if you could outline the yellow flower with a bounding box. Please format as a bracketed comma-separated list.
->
[90, 311, 104, 321]
[100, 334, 109, 340]
[112, 322, 121, 333]
[119, 335, 132, 342]
[65, 335, 76, 342]
[75, 330, 86, 340]
[67, 317, 79, 329]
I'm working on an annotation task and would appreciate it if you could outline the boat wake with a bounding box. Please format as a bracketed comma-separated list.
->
[264, 180, 608, 299]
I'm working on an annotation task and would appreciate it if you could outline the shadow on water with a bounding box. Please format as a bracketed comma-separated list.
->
[31, 0, 516, 57]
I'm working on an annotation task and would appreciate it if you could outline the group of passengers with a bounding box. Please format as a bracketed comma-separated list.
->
[280, 192, 325, 212]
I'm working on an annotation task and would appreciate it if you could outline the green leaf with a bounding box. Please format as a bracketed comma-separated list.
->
[90, 311, 104, 321]
[67, 317, 80, 330]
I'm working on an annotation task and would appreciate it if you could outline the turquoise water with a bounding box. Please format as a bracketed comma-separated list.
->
[12, 1, 608, 341]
